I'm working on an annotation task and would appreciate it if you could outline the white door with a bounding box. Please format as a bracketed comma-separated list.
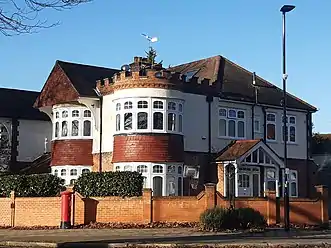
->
[238, 173, 251, 196]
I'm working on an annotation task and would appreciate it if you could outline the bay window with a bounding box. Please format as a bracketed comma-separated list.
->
[218, 108, 245, 139]
[114, 98, 183, 134]
[52, 107, 93, 140]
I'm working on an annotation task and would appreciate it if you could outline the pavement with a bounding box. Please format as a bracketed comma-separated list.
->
[1, 228, 331, 247]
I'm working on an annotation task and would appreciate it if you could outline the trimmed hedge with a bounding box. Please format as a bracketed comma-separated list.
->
[200, 207, 266, 231]
[74, 171, 144, 197]
[0, 174, 64, 197]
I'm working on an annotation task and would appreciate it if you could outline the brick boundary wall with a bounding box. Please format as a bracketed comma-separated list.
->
[0, 185, 328, 227]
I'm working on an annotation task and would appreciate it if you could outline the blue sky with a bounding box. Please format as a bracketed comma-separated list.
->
[0, 0, 330, 133]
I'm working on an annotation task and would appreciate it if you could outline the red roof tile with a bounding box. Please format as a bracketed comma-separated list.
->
[215, 139, 261, 161]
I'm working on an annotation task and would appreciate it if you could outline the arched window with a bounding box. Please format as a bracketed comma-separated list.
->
[83, 120, 91, 136]
[54, 169, 58, 176]
[55, 112, 59, 118]
[153, 112, 163, 130]
[116, 114, 121, 131]
[82, 169, 90, 174]
[167, 165, 176, 173]
[137, 112, 148, 129]
[143, 176, 147, 188]
[153, 101, 163, 109]
[61, 121, 68, 137]
[178, 104, 183, 112]
[124, 165, 132, 171]
[72, 110, 79, 117]
[70, 169, 77, 176]
[115, 166, 120, 171]
[62, 110, 68, 118]
[167, 176, 176, 196]
[70, 179, 76, 185]
[168, 102, 176, 110]
[72, 120, 79, 136]
[153, 165, 163, 173]
[55, 122, 59, 138]
[178, 166, 183, 175]
[138, 101, 148, 108]
[124, 113, 132, 130]
[137, 165, 148, 173]
[167, 113, 176, 131]
[84, 110, 91, 117]
[116, 103, 121, 111]
[124, 101, 133, 109]
[289, 170, 298, 197]
[61, 169, 66, 176]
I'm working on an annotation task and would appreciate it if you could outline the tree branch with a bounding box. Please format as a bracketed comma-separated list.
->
[0, 0, 91, 36]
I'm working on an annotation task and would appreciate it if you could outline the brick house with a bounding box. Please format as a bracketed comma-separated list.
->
[0, 88, 52, 173]
[34, 55, 317, 198]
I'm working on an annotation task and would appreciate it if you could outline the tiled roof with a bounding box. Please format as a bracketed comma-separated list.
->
[57, 60, 119, 97]
[0, 88, 49, 121]
[215, 139, 261, 161]
[171, 55, 316, 112]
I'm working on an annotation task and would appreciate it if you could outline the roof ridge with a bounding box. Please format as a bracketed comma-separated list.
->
[56, 60, 119, 71]
[171, 55, 221, 69]
[0, 87, 40, 93]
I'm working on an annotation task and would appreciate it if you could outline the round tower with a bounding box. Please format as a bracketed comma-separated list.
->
[97, 57, 186, 196]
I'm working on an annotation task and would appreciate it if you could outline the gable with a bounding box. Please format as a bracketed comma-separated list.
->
[34, 63, 79, 108]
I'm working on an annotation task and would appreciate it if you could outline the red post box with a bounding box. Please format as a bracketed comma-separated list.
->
[60, 191, 72, 229]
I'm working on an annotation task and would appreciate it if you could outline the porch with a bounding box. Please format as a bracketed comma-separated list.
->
[215, 139, 298, 198]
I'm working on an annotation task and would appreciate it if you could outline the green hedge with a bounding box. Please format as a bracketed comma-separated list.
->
[200, 207, 266, 231]
[0, 174, 64, 197]
[74, 171, 144, 197]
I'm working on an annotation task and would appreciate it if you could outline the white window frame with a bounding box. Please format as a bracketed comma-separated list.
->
[51, 165, 92, 186]
[289, 169, 298, 197]
[52, 107, 93, 140]
[282, 115, 297, 144]
[266, 112, 277, 142]
[113, 162, 184, 196]
[113, 98, 184, 135]
[218, 107, 246, 139]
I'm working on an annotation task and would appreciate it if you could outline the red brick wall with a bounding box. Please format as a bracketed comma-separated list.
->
[51, 139, 93, 166]
[14, 197, 61, 226]
[0, 185, 327, 227]
[113, 134, 184, 163]
[34, 63, 79, 108]
[92, 152, 113, 172]
[0, 198, 12, 226]
[153, 196, 205, 222]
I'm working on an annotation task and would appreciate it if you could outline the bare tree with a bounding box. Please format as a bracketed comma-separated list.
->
[0, 0, 91, 36]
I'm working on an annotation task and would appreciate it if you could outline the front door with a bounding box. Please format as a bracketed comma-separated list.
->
[238, 173, 251, 196]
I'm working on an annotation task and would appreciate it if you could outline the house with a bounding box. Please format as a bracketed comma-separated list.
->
[0, 88, 52, 173]
[34, 55, 317, 198]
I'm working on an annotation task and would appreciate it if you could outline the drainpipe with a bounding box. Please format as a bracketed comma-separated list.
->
[94, 88, 103, 172]
[206, 95, 214, 183]
[306, 111, 312, 197]
[262, 107, 267, 141]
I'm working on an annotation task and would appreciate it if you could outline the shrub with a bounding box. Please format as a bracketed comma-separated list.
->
[74, 171, 144, 197]
[200, 206, 266, 231]
[0, 174, 64, 197]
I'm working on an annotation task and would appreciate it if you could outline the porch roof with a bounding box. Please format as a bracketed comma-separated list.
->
[215, 139, 261, 161]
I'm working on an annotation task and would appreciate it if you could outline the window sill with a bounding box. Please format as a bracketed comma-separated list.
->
[52, 136, 93, 141]
[281, 141, 299, 146]
[115, 130, 184, 135]
[266, 140, 278, 143]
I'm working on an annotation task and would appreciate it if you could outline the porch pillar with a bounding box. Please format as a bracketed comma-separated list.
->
[266, 190, 277, 226]
[204, 183, 216, 209]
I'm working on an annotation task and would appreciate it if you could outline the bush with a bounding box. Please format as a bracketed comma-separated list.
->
[0, 174, 64, 197]
[74, 171, 144, 197]
[200, 207, 266, 231]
